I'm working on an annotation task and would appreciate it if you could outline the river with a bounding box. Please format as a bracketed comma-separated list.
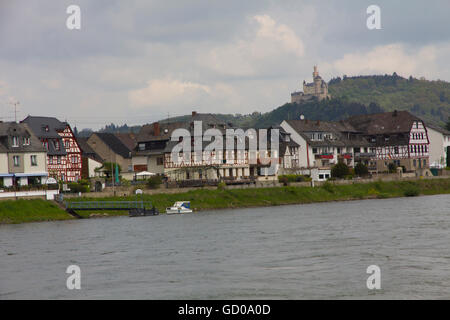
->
[1, 194, 450, 299]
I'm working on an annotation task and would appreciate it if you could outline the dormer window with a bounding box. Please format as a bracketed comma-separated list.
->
[42, 125, 49, 132]
[23, 137, 30, 146]
[12, 136, 19, 147]
[54, 140, 60, 151]
[139, 143, 145, 151]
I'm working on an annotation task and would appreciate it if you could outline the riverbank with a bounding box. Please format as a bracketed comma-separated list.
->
[0, 199, 73, 224]
[1, 178, 450, 224]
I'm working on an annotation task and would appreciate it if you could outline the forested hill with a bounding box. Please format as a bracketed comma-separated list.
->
[76, 74, 450, 135]
[162, 74, 450, 129]
[327, 74, 450, 125]
[246, 99, 384, 128]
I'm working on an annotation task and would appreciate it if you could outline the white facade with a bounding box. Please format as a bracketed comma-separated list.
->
[280, 121, 309, 167]
[427, 126, 450, 167]
[87, 157, 103, 178]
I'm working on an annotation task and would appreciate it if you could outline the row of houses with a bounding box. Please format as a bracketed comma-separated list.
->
[132, 110, 450, 182]
[1, 110, 449, 188]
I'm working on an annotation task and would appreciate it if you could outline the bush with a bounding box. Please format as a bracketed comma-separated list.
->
[217, 182, 226, 190]
[278, 174, 311, 183]
[68, 180, 90, 193]
[322, 181, 334, 193]
[331, 162, 350, 179]
[147, 176, 162, 189]
[354, 162, 369, 176]
[404, 186, 420, 197]
[388, 163, 397, 173]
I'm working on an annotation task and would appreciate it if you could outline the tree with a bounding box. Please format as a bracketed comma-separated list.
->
[388, 163, 397, 173]
[354, 162, 369, 176]
[331, 162, 350, 179]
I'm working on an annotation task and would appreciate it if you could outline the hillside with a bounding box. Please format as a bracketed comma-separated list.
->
[76, 74, 450, 134]
[328, 74, 450, 126]
[159, 74, 450, 129]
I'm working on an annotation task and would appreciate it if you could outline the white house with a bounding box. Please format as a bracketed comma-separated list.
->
[0, 122, 48, 188]
[426, 124, 450, 168]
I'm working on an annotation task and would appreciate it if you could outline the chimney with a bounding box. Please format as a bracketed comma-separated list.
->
[192, 111, 197, 117]
[153, 122, 160, 136]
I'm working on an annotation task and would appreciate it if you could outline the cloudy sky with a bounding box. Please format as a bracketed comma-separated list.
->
[0, 0, 449, 129]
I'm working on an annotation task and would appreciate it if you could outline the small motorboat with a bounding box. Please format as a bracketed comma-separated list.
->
[166, 201, 193, 214]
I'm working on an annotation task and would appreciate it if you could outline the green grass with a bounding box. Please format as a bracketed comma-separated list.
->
[3, 178, 450, 224]
[66, 178, 450, 214]
[0, 199, 73, 224]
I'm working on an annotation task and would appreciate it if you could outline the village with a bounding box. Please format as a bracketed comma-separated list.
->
[0, 67, 449, 201]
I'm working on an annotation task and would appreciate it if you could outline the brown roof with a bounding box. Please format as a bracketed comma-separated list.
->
[346, 111, 420, 135]
[136, 112, 229, 143]
[77, 137, 103, 162]
[114, 133, 137, 150]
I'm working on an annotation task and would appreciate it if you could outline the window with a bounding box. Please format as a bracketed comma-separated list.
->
[31, 155, 37, 166]
[23, 137, 30, 145]
[71, 156, 78, 164]
[49, 157, 53, 165]
[139, 143, 145, 151]
[312, 148, 318, 154]
[13, 155, 20, 167]
[157, 157, 163, 165]
[394, 147, 399, 154]
[54, 140, 60, 151]
[12, 136, 19, 147]
[57, 156, 61, 164]
[65, 140, 70, 149]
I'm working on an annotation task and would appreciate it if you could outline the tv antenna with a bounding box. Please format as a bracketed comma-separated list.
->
[10, 101, 20, 122]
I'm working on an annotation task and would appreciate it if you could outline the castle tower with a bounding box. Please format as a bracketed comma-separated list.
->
[292, 66, 331, 103]
[313, 65, 319, 78]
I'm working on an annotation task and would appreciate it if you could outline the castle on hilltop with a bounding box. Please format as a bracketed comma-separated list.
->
[291, 66, 331, 103]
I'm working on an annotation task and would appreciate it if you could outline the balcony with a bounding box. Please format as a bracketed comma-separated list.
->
[315, 153, 334, 160]
[338, 153, 353, 159]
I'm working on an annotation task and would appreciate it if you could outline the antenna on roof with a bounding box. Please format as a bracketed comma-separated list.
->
[10, 100, 20, 122]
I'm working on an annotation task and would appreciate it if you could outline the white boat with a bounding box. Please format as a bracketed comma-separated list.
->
[166, 201, 193, 214]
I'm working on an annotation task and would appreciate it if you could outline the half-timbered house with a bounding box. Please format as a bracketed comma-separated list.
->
[22, 116, 82, 182]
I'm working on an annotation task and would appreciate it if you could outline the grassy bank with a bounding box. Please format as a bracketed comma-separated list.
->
[0, 199, 72, 224]
[68, 178, 450, 214]
[2, 178, 449, 224]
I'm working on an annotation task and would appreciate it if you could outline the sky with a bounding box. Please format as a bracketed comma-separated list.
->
[0, 0, 449, 129]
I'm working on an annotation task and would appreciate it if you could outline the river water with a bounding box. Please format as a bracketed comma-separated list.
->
[1, 194, 450, 299]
